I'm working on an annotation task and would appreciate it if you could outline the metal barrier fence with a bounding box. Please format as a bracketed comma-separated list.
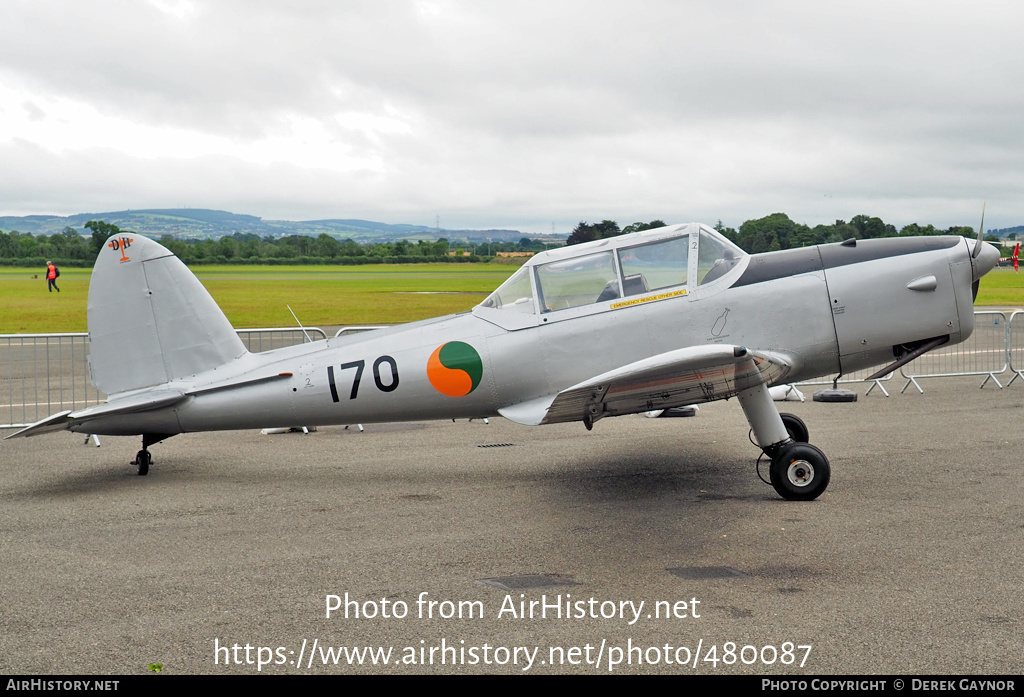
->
[900, 310, 1009, 393]
[334, 326, 388, 337]
[1, 327, 327, 429]
[792, 310, 1021, 396]
[236, 327, 327, 352]
[0, 333, 100, 430]
[1008, 310, 1024, 387]
[4, 312, 1024, 428]
[796, 368, 895, 396]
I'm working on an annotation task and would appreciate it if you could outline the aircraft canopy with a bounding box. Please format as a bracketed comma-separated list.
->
[477, 223, 745, 317]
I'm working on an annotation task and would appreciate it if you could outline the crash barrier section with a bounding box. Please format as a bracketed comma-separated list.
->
[1007, 310, 1024, 387]
[899, 310, 1009, 393]
[334, 326, 388, 337]
[235, 327, 327, 352]
[0, 327, 327, 429]
[796, 369, 895, 397]
[0, 333, 100, 431]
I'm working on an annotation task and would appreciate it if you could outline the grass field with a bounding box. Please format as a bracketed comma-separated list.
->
[0, 264, 516, 333]
[2, 264, 1023, 334]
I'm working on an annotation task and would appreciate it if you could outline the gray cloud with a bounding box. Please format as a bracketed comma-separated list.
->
[1, 0, 1022, 231]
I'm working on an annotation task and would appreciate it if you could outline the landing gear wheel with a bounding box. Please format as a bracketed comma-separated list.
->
[779, 413, 809, 443]
[769, 443, 829, 500]
[135, 450, 151, 476]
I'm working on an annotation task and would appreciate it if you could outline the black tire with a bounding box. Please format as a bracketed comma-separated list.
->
[136, 450, 151, 476]
[780, 413, 809, 443]
[769, 443, 829, 500]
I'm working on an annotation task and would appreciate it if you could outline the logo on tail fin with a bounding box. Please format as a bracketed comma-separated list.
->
[107, 236, 135, 263]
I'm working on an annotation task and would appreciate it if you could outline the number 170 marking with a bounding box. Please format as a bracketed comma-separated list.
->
[327, 356, 399, 402]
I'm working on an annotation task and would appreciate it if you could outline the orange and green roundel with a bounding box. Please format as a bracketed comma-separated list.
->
[427, 342, 483, 397]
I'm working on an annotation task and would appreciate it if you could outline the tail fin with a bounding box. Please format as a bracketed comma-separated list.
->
[87, 234, 247, 395]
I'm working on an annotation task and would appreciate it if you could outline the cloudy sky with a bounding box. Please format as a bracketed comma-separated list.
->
[1, 0, 1021, 233]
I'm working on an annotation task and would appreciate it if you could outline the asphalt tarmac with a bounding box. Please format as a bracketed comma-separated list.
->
[1, 378, 1022, 675]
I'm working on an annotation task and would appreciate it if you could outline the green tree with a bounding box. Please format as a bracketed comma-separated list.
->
[567, 220, 622, 246]
[58, 226, 90, 260]
[313, 233, 339, 258]
[339, 238, 363, 256]
[159, 234, 190, 260]
[714, 220, 740, 245]
[217, 236, 237, 259]
[738, 213, 809, 252]
[85, 220, 124, 256]
[622, 220, 667, 234]
[850, 215, 896, 239]
[567, 221, 598, 246]
[17, 235, 38, 258]
[0, 231, 15, 258]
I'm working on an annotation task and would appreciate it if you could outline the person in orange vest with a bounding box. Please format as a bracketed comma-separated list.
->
[46, 261, 60, 293]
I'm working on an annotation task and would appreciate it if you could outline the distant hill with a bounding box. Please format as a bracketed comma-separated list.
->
[990, 225, 1024, 239]
[0, 208, 555, 244]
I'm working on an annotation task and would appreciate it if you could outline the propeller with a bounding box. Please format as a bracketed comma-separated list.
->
[972, 202, 986, 300]
[972, 201, 986, 259]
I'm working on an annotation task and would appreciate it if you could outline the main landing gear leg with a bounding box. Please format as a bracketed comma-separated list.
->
[737, 384, 830, 501]
[132, 433, 174, 476]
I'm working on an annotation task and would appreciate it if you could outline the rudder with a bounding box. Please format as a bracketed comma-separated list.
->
[87, 234, 247, 394]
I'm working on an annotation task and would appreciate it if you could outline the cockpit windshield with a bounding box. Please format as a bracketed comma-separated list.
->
[479, 265, 535, 313]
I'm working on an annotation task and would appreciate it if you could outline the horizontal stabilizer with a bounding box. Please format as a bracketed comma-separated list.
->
[3, 391, 188, 440]
[70, 390, 187, 419]
[3, 410, 74, 440]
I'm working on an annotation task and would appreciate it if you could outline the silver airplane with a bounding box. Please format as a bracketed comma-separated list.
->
[5, 223, 1001, 500]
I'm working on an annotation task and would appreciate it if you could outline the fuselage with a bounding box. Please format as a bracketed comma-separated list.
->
[72, 224, 995, 436]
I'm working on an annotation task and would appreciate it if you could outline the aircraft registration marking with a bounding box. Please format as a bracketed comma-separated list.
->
[610, 289, 687, 310]
[327, 356, 399, 402]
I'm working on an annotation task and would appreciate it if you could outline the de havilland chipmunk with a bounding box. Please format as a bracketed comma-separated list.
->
[5, 220, 1001, 500]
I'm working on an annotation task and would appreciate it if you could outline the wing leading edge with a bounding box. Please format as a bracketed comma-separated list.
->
[498, 345, 793, 426]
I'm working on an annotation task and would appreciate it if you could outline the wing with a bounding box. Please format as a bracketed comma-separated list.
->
[498, 345, 793, 426]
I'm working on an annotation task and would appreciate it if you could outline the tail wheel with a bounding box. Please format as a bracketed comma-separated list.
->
[135, 450, 151, 476]
[769, 442, 829, 500]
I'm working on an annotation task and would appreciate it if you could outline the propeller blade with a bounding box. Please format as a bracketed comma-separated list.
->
[972, 279, 980, 301]
[972, 202, 986, 259]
